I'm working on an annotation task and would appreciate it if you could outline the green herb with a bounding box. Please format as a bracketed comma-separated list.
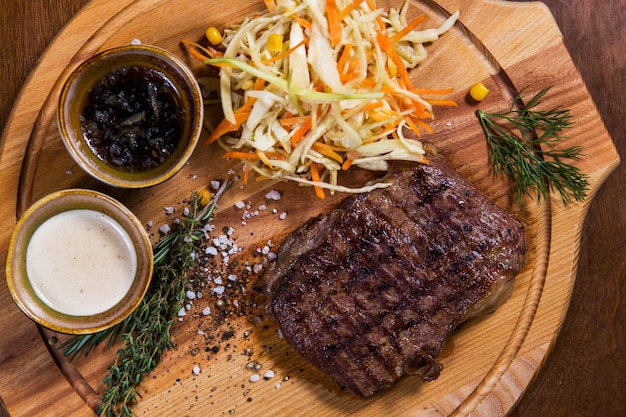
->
[61, 180, 232, 417]
[476, 86, 589, 205]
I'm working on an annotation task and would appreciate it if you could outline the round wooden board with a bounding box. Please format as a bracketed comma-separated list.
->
[0, 0, 619, 416]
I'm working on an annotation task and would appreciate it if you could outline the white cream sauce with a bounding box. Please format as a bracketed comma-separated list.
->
[26, 209, 137, 316]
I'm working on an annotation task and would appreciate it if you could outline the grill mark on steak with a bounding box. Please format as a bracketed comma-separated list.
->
[263, 154, 526, 397]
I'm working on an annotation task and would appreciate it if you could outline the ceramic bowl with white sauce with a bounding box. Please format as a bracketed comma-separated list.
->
[5, 189, 153, 334]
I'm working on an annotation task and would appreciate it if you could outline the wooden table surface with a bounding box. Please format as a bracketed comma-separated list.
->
[1, 1, 623, 416]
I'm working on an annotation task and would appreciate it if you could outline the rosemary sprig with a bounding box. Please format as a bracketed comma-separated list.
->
[476, 86, 589, 205]
[61, 179, 232, 417]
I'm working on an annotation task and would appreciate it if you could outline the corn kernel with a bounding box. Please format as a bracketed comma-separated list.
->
[267, 33, 283, 53]
[206, 27, 223, 46]
[469, 81, 490, 101]
[198, 189, 212, 206]
[387, 58, 398, 78]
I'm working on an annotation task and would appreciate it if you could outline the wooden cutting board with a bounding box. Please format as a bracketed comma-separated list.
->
[0, 0, 619, 416]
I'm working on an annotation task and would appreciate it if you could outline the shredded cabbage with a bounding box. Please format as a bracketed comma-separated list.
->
[201, 0, 459, 197]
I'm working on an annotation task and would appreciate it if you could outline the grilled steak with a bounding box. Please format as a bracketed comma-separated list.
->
[263, 154, 526, 397]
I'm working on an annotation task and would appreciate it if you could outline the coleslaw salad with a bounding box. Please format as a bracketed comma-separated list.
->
[184, 0, 459, 197]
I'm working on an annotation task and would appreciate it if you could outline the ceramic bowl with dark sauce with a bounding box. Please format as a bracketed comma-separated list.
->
[58, 44, 203, 188]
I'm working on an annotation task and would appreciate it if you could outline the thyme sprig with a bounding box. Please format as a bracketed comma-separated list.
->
[476, 86, 589, 205]
[61, 179, 232, 417]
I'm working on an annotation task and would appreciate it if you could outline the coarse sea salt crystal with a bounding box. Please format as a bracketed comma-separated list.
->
[235, 201, 245, 209]
[213, 286, 225, 295]
[265, 190, 281, 200]
[263, 370, 275, 379]
[192, 365, 200, 375]
[227, 274, 237, 282]
[186, 291, 196, 300]
[211, 180, 221, 190]
[205, 246, 218, 256]
[164, 207, 175, 215]
[249, 374, 261, 382]
[159, 224, 171, 234]
[202, 306, 211, 316]
[279, 212, 287, 220]
[177, 307, 186, 317]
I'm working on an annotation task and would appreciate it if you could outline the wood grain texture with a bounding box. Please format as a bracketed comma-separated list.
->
[0, 1, 623, 416]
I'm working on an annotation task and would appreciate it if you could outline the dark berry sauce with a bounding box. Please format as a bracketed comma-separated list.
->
[79, 65, 183, 172]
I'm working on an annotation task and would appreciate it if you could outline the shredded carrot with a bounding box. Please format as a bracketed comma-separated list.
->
[339, 0, 365, 20]
[340, 58, 361, 82]
[312, 142, 344, 163]
[222, 151, 259, 160]
[310, 163, 326, 199]
[424, 99, 458, 107]
[342, 151, 361, 170]
[359, 79, 377, 88]
[409, 114, 434, 134]
[261, 39, 306, 65]
[377, 31, 413, 89]
[291, 117, 313, 146]
[181, 39, 222, 61]
[388, 16, 427, 43]
[362, 101, 384, 112]
[313, 80, 326, 91]
[205, 112, 250, 145]
[412, 87, 455, 95]
[263, 0, 277, 11]
[243, 163, 251, 184]
[410, 99, 431, 119]
[326, 0, 342, 47]
[257, 150, 276, 169]
[293, 16, 312, 30]
[336, 43, 353, 73]
[311, 141, 349, 152]
[182, 40, 210, 61]
[405, 116, 422, 137]
[279, 115, 311, 128]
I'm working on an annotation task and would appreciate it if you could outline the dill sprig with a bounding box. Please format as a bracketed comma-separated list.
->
[61, 179, 232, 417]
[476, 86, 589, 205]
